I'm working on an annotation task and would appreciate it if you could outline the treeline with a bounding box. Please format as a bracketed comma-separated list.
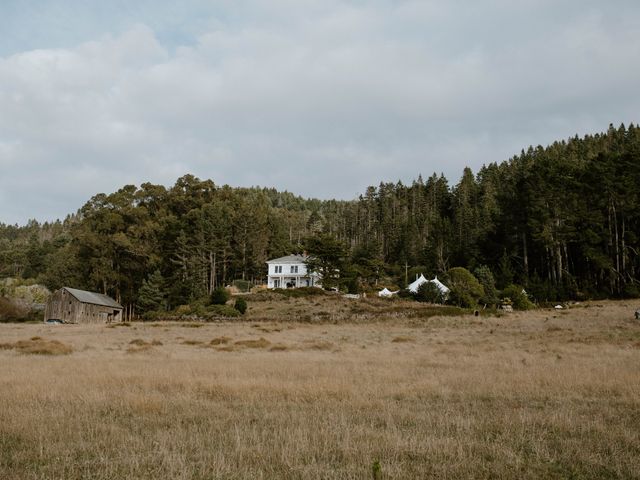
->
[333, 123, 640, 301]
[1, 124, 639, 309]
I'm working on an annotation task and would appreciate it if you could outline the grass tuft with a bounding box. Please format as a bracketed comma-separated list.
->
[0, 337, 73, 355]
[303, 340, 335, 351]
[269, 344, 290, 352]
[392, 335, 415, 343]
[107, 322, 131, 328]
[234, 337, 271, 349]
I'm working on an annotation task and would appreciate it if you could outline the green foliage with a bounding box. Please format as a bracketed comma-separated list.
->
[234, 297, 248, 314]
[211, 287, 230, 305]
[407, 266, 428, 284]
[0, 280, 50, 305]
[372, 460, 382, 480]
[136, 270, 165, 313]
[304, 234, 347, 290]
[273, 287, 327, 298]
[446, 267, 484, 308]
[414, 281, 444, 303]
[501, 284, 535, 310]
[622, 281, 640, 299]
[350, 241, 384, 285]
[2, 125, 640, 305]
[397, 289, 414, 299]
[206, 304, 240, 318]
[141, 310, 163, 321]
[496, 250, 514, 289]
[174, 304, 192, 316]
[345, 279, 360, 294]
[474, 265, 499, 306]
[169, 302, 240, 319]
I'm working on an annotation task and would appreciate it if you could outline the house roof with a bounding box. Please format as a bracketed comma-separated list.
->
[266, 254, 308, 264]
[63, 287, 123, 309]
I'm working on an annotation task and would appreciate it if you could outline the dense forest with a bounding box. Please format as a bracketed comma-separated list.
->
[1, 124, 639, 310]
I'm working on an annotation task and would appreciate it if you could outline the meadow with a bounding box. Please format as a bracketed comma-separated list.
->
[1, 297, 639, 479]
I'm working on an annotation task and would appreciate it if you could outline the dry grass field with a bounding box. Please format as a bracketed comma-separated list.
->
[1, 298, 640, 479]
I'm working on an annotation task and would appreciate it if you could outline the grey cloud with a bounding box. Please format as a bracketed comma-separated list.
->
[1, 1, 639, 224]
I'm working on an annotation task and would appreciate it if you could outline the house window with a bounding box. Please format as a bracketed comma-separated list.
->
[275, 265, 282, 273]
[290, 265, 298, 273]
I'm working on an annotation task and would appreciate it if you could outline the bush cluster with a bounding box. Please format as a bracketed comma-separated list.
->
[501, 284, 535, 310]
[234, 297, 248, 314]
[211, 287, 230, 305]
[446, 267, 485, 308]
[272, 287, 327, 298]
[414, 282, 445, 304]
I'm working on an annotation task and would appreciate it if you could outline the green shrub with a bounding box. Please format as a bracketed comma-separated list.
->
[397, 289, 414, 299]
[190, 303, 208, 317]
[175, 304, 192, 316]
[141, 311, 163, 321]
[211, 287, 230, 305]
[234, 297, 248, 314]
[343, 277, 361, 294]
[415, 282, 445, 303]
[206, 304, 240, 318]
[136, 270, 165, 313]
[474, 265, 499, 306]
[623, 281, 640, 299]
[501, 284, 535, 310]
[446, 267, 484, 308]
[273, 287, 326, 298]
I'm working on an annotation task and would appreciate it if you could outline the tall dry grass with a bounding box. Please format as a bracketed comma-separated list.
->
[1, 300, 639, 479]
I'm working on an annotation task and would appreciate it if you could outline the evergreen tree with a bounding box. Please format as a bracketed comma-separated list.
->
[136, 270, 165, 313]
[304, 234, 347, 290]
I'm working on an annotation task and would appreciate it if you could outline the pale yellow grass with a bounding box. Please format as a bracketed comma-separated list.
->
[1, 301, 639, 479]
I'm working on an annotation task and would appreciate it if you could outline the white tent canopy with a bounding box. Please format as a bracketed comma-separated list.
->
[407, 274, 428, 293]
[407, 274, 450, 298]
[378, 287, 398, 297]
[430, 276, 450, 295]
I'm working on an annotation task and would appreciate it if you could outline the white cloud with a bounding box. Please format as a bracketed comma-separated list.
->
[1, 1, 640, 224]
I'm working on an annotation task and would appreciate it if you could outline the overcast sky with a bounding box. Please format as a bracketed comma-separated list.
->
[1, 0, 639, 225]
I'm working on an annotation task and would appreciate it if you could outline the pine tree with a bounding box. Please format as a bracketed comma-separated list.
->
[136, 270, 165, 313]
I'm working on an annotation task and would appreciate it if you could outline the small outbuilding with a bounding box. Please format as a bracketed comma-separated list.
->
[44, 287, 123, 324]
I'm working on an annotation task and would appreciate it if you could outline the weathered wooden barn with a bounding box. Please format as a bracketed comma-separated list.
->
[44, 287, 123, 324]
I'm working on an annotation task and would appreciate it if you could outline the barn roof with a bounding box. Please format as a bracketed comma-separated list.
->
[63, 287, 123, 309]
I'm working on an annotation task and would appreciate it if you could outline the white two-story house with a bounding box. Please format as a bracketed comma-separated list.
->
[266, 254, 321, 289]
